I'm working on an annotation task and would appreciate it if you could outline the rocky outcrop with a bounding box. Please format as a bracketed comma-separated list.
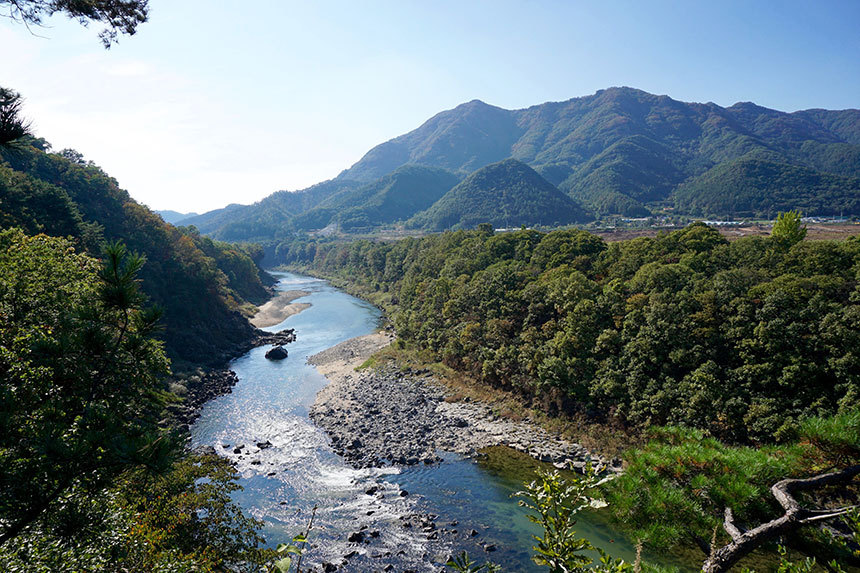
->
[265, 345, 288, 360]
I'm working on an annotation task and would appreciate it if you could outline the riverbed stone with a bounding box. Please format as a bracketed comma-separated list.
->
[309, 359, 614, 474]
[265, 345, 289, 360]
[347, 531, 364, 543]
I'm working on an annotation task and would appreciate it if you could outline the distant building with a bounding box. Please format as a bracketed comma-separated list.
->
[702, 220, 743, 226]
[801, 216, 849, 223]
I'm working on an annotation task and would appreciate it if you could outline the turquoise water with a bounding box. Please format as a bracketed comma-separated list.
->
[191, 272, 684, 571]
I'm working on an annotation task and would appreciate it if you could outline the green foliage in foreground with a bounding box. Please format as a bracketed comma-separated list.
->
[607, 414, 860, 566]
[275, 221, 860, 442]
[0, 0, 149, 47]
[1, 453, 269, 572]
[0, 230, 168, 545]
[448, 466, 676, 573]
[516, 466, 633, 572]
[451, 414, 860, 572]
[0, 229, 268, 571]
[606, 426, 808, 549]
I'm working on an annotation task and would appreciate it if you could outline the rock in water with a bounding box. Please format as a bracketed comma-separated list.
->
[265, 345, 288, 360]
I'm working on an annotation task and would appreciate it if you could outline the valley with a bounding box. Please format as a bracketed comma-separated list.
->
[2, 4, 859, 569]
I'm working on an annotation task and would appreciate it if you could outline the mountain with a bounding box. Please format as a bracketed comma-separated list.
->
[673, 157, 860, 217]
[292, 165, 460, 231]
[156, 209, 199, 224]
[407, 159, 590, 230]
[339, 99, 523, 182]
[184, 88, 860, 242]
[0, 141, 271, 368]
[180, 179, 361, 242]
[340, 88, 860, 217]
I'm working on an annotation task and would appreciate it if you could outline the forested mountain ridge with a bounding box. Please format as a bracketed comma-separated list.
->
[673, 157, 860, 216]
[185, 88, 860, 243]
[407, 158, 590, 230]
[184, 165, 463, 241]
[0, 141, 272, 367]
[339, 99, 523, 182]
[180, 178, 363, 242]
[339, 87, 860, 217]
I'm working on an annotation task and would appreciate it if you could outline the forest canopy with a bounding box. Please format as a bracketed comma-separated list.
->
[0, 119, 273, 366]
[274, 223, 860, 443]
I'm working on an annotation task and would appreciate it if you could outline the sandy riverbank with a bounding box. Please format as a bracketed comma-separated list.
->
[309, 333, 618, 472]
[250, 290, 311, 327]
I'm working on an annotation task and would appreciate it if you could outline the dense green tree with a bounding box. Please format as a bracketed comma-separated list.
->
[274, 223, 860, 442]
[0, 452, 268, 572]
[771, 210, 808, 248]
[0, 229, 269, 570]
[607, 415, 860, 572]
[0, 88, 30, 148]
[0, 230, 169, 545]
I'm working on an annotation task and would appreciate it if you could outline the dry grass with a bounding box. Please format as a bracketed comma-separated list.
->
[593, 223, 860, 243]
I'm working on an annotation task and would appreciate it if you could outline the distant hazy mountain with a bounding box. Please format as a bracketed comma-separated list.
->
[180, 179, 361, 242]
[188, 87, 860, 241]
[407, 159, 590, 230]
[156, 209, 199, 224]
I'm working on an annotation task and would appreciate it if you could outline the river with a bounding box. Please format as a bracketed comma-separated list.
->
[191, 272, 688, 572]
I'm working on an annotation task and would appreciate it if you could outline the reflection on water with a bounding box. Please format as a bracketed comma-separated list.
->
[191, 272, 690, 571]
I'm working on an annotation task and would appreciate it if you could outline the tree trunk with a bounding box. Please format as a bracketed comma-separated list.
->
[701, 464, 860, 573]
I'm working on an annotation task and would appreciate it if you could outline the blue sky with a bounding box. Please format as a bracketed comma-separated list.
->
[2, 0, 859, 212]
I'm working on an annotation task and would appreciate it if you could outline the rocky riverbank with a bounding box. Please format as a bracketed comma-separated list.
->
[309, 334, 621, 474]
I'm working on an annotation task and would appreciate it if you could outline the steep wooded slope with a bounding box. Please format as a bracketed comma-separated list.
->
[0, 143, 270, 366]
[293, 164, 460, 231]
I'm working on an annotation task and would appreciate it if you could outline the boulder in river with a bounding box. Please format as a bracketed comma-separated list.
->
[265, 345, 289, 360]
[347, 531, 364, 543]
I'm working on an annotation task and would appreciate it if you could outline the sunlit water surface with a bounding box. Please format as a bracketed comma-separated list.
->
[191, 272, 688, 571]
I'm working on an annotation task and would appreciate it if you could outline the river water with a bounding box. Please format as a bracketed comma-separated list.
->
[191, 272, 685, 572]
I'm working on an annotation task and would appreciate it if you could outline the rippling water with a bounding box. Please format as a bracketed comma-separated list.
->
[191, 272, 683, 572]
